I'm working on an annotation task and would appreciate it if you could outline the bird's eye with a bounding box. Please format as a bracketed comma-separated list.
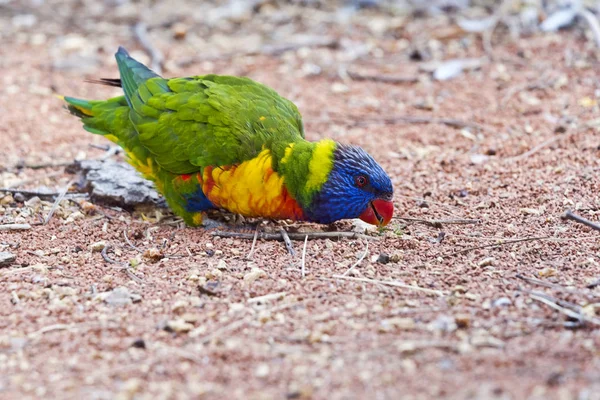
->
[355, 175, 368, 187]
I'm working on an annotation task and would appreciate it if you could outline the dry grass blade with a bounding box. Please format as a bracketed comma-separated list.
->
[447, 236, 551, 257]
[327, 275, 446, 296]
[123, 229, 143, 253]
[43, 179, 73, 225]
[352, 115, 486, 131]
[301, 234, 308, 278]
[342, 240, 368, 276]
[528, 292, 600, 326]
[245, 226, 260, 260]
[346, 70, 418, 84]
[397, 217, 481, 228]
[279, 227, 295, 256]
[0, 224, 31, 231]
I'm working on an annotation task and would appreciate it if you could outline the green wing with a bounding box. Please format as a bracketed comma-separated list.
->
[115, 47, 304, 174]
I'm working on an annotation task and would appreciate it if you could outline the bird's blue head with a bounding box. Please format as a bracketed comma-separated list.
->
[305, 144, 394, 225]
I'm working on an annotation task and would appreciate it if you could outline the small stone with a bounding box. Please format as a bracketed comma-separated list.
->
[143, 248, 163, 262]
[13, 193, 25, 202]
[331, 83, 349, 93]
[255, 363, 270, 378]
[454, 314, 471, 329]
[379, 317, 416, 331]
[216, 259, 228, 270]
[131, 339, 146, 349]
[478, 257, 495, 267]
[520, 207, 542, 216]
[24, 196, 41, 208]
[90, 241, 106, 252]
[492, 297, 512, 307]
[243, 267, 266, 286]
[0, 252, 16, 267]
[538, 267, 557, 278]
[165, 319, 194, 333]
[171, 300, 187, 314]
[0, 194, 14, 205]
[376, 253, 390, 264]
[205, 268, 222, 280]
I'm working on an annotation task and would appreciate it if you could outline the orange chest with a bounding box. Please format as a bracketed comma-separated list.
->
[199, 150, 305, 221]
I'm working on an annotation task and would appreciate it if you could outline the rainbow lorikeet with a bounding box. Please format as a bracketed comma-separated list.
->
[62, 47, 394, 227]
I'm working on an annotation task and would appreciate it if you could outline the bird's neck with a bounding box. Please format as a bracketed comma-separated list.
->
[275, 139, 337, 208]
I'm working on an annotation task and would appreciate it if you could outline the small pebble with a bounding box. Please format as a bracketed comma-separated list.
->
[0, 252, 16, 267]
[90, 241, 106, 252]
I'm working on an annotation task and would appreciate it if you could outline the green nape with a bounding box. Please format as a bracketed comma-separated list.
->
[275, 139, 337, 208]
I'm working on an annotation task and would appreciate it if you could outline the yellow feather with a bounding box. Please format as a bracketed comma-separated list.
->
[305, 139, 336, 192]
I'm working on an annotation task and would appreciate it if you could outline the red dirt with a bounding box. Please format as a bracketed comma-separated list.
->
[2, 2, 600, 399]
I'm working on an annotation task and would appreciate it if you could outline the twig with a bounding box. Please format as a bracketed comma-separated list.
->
[123, 229, 143, 253]
[279, 227, 295, 256]
[515, 274, 578, 294]
[352, 115, 486, 131]
[447, 236, 551, 257]
[528, 291, 600, 326]
[100, 245, 120, 265]
[346, 70, 418, 84]
[0, 224, 31, 231]
[28, 323, 74, 338]
[0, 188, 87, 200]
[326, 275, 446, 296]
[504, 134, 565, 163]
[562, 210, 600, 233]
[178, 37, 338, 67]
[397, 217, 481, 228]
[342, 240, 369, 276]
[245, 226, 259, 260]
[212, 230, 379, 241]
[133, 22, 164, 74]
[43, 180, 73, 225]
[16, 160, 74, 170]
[301, 235, 308, 278]
[101, 244, 143, 283]
[579, 9, 600, 48]
[248, 291, 287, 304]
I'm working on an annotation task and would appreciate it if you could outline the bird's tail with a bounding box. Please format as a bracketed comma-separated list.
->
[61, 95, 156, 180]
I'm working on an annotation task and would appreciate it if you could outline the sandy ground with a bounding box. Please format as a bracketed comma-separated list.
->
[2, 1, 600, 399]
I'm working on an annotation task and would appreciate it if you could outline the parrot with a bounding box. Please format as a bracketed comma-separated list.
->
[62, 47, 394, 228]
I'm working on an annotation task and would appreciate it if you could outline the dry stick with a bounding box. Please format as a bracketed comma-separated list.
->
[178, 38, 338, 67]
[528, 291, 600, 326]
[17, 160, 74, 170]
[212, 230, 379, 241]
[397, 217, 481, 227]
[245, 226, 259, 260]
[43, 180, 73, 225]
[447, 235, 551, 257]
[346, 70, 419, 84]
[505, 134, 565, 163]
[101, 245, 142, 283]
[352, 115, 486, 131]
[133, 22, 164, 74]
[327, 275, 446, 296]
[301, 235, 308, 278]
[0, 188, 86, 200]
[515, 274, 578, 293]
[562, 210, 600, 233]
[342, 240, 369, 276]
[123, 229, 143, 253]
[279, 227, 295, 256]
[0, 224, 31, 231]
[579, 9, 600, 48]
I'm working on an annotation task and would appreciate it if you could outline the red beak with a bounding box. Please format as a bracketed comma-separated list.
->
[359, 199, 394, 227]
